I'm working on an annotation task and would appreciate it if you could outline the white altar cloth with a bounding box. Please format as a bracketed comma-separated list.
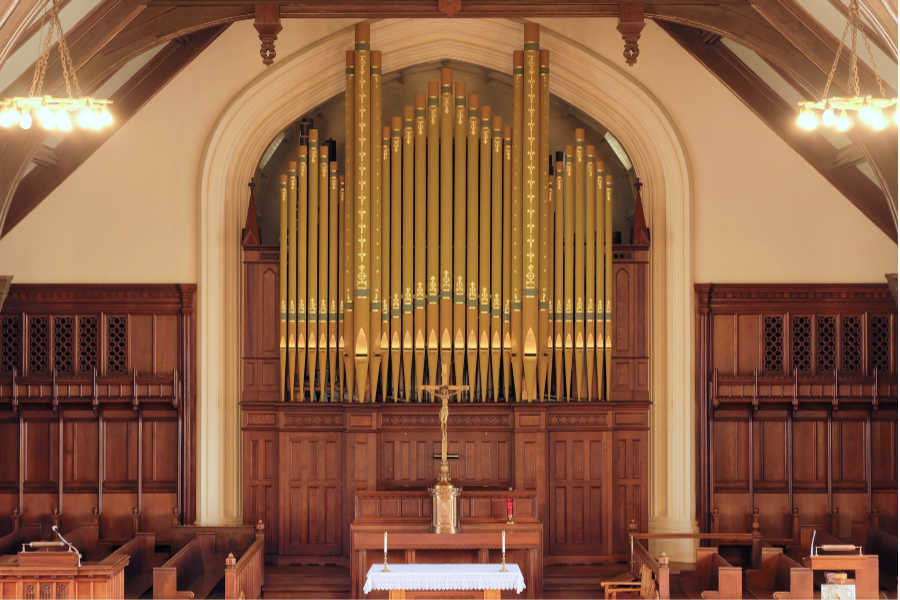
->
[363, 563, 526, 594]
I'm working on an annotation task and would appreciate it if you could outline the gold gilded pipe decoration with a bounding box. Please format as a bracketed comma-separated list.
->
[439, 68, 453, 384]
[604, 171, 613, 401]
[478, 105, 492, 401]
[563, 145, 574, 401]
[307, 130, 320, 401]
[390, 117, 403, 401]
[510, 50, 523, 402]
[354, 22, 371, 402]
[370, 49, 383, 402]
[343, 49, 355, 401]
[279, 174, 288, 402]
[337, 174, 345, 401]
[521, 23, 540, 402]
[538, 47, 551, 402]
[594, 159, 605, 401]
[584, 145, 596, 401]
[426, 80, 440, 393]
[298, 146, 309, 402]
[414, 92, 426, 401]
[381, 126, 391, 401]
[574, 129, 586, 401]
[329, 161, 339, 401]
[402, 105, 414, 401]
[553, 162, 564, 401]
[465, 93, 479, 401]
[501, 127, 512, 402]
[452, 81, 467, 390]
[318, 148, 329, 402]
[538, 176, 551, 402]
[490, 115, 503, 402]
[287, 161, 298, 403]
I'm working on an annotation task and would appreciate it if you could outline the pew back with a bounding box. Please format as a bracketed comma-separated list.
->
[224, 528, 265, 600]
[696, 547, 742, 600]
[153, 532, 223, 600]
[101, 532, 159, 598]
[745, 546, 813, 599]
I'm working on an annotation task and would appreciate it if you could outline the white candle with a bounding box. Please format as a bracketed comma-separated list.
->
[502, 530, 506, 554]
[384, 531, 388, 554]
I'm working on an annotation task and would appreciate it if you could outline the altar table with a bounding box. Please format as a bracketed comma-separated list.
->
[364, 563, 525, 599]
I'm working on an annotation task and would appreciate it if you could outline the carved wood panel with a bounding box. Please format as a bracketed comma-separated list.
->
[243, 430, 277, 554]
[279, 432, 342, 555]
[613, 429, 646, 554]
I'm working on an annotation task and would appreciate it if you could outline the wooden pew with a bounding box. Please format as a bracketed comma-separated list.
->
[681, 547, 742, 600]
[100, 532, 167, 599]
[863, 512, 897, 593]
[224, 523, 265, 600]
[0, 512, 22, 555]
[153, 532, 225, 599]
[744, 546, 813, 599]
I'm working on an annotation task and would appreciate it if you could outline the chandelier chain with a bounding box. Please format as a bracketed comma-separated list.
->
[862, 32, 887, 98]
[52, 0, 82, 97]
[823, 16, 850, 100]
[28, 10, 54, 97]
[849, 0, 861, 97]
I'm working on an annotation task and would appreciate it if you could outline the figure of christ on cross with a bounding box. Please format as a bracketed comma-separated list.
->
[421, 364, 468, 482]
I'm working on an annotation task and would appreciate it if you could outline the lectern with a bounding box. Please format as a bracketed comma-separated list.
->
[0, 545, 128, 599]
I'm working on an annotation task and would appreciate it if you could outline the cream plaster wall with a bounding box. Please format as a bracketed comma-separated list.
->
[0, 19, 354, 282]
[533, 18, 897, 283]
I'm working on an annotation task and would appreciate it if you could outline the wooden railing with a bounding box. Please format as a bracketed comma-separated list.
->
[629, 536, 670, 599]
[225, 522, 265, 600]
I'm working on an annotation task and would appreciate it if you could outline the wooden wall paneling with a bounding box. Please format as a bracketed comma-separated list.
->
[278, 431, 343, 556]
[514, 407, 547, 555]
[242, 409, 278, 554]
[609, 246, 649, 401]
[345, 408, 377, 564]
[737, 314, 761, 375]
[243, 247, 281, 403]
[752, 411, 790, 538]
[613, 428, 646, 555]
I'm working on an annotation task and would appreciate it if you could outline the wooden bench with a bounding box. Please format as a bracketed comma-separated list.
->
[0, 512, 22, 555]
[863, 512, 897, 593]
[744, 546, 813, 599]
[680, 547, 742, 600]
[153, 532, 226, 599]
[100, 532, 168, 598]
[224, 523, 265, 600]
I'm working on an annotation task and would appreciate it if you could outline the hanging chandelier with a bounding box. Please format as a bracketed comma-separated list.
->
[0, 0, 112, 132]
[796, 0, 897, 132]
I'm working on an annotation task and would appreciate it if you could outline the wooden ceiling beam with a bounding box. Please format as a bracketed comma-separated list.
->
[0, 0, 44, 69]
[860, 0, 898, 55]
[1, 25, 229, 236]
[660, 20, 896, 240]
[830, 143, 868, 170]
[828, 0, 896, 60]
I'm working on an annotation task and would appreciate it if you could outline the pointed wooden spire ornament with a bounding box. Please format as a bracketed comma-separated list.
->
[242, 181, 261, 248]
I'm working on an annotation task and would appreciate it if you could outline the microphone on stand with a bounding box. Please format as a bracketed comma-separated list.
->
[51, 525, 82, 566]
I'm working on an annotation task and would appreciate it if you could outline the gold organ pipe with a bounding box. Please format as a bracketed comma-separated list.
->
[337, 174, 345, 400]
[298, 146, 309, 402]
[465, 93, 479, 401]
[370, 49, 383, 402]
[585, 145, 596, 401]
[538, 48, 550, 401]
[390, 117, 403, 401]
[478, 105, 492, 400]
[490, 115, 503, 402]
[521, 23, 540, 402]
[287, 161, 298, 403]
[452, 81, 467, 390]
[318, 148, 329, 401]
[414, 92, 426, 401]
[604, 171, 613, 401]
[594, 159, 605, 401]
[502, 127, 512, 401]
[279, 174, 287, 402]
[307, 130, 319, 401]
[439, 69, 453, 384]
[426, 80, 440, 394]
[510, 51, 523, 402]
[380, 126, 390, 401]
[540, 175, 552, 400]
[563, 145, 574, 400]
[329, 161, 339, 401]
[402, 105, 414, 401]
[553, 163, 564, 401]
[343, 50, 355, 402]
[574, 129, 585, 400]
[353, 23, 371, 402]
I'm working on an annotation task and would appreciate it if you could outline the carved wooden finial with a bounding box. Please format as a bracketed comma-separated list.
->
[254, 4, 282, 66]
[256, 519, 265, 532]
[617, 3, 645, 66]
[658, 552, 669, 566]
[242, 180, 261, 248]
[225, 552, 236, 568]
[632, 178, 650, 245]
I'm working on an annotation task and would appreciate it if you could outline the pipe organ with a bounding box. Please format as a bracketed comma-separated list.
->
[278, 22, 617, 403]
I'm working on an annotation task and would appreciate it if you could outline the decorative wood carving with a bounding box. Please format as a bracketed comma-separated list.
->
[437, 0, 462, 17]
[617, 3, 645, 66]
[632, 179, 650, 245]
[253, 3, 281, 65]
[696, 283, 898, 538]
[242, 181, 261, 248]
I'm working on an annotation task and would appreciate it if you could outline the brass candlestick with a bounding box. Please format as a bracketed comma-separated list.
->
[500, 530, 508, 572]
[382, 531, 390, 572]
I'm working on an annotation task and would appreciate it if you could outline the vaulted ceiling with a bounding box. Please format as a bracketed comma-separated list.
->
[0, 0, 896, 240]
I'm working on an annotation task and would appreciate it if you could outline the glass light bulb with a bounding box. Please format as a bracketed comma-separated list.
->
[19, 110, 32, 130]
[55, 109, 72, 132]
[822, 107, 837, 127]
[797, 109, 818, 131]
[859, 105, 877, 126]
[835, 110, 852, 132]
[0, 107, 18, 128]
[99, 108, 113, 127]
[870, 109, 888, 130]
[36, 105, 55, 129]
[76, 107, 93, 129]
[894, 106, 900, 126]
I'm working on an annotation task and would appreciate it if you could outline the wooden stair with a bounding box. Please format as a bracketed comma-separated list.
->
[263, 564, 350, 599]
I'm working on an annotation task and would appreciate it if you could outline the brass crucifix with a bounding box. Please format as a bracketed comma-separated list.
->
[421, 364, 467, 482]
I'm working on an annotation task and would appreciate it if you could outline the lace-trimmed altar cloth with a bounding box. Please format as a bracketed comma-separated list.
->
[363, 563, 526, 594]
